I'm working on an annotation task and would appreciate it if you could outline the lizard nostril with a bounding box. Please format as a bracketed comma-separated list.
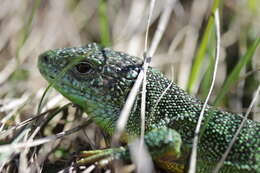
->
[40, 53, 50, 64]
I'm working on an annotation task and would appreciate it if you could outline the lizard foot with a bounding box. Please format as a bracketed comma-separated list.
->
[76, 147, 127, 167]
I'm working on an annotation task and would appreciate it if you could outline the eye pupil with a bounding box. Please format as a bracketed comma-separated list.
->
[76, 62, 92, 74]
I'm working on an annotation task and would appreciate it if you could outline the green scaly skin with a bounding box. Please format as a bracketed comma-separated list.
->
[38, 43, 260, 173]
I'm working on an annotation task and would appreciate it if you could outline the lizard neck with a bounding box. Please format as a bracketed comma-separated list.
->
[121, 68, 204, 142]
[144, 68, 205, 142]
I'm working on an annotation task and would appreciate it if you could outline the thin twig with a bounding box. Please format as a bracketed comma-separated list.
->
[144, 0, 155, 53]
[112, 0, 157, 145]
[112, 1, 176, 168]
[188, 9, 221, 173]
[139, 0, 156, 163]
[148, 0, 176, 57]
[0, 107, 61, 139]
[212, 85, 260, 173]
[0, 121, 91, 153]
[112, 70, 144, 144]
[139, 2, 176, 172]
[0, 93, 30, 132]
[149, 81, 173, 119]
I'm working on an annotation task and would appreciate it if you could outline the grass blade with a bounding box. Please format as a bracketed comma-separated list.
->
[214, 38, 260, 106]
[99, 0, 111, 46]
[186, 0, 220, 93]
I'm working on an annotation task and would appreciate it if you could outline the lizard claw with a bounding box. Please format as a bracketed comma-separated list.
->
[76, 147, 126, 167]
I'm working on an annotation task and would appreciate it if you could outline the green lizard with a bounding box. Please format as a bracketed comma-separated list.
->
[38, 43, 260, 173]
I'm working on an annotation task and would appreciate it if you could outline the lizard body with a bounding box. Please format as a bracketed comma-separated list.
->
[38, 43, 260, 172]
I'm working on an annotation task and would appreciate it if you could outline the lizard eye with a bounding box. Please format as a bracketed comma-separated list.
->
[75, 62, 93, 74]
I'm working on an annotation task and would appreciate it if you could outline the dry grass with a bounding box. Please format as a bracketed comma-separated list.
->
[0, 0, 259, 172]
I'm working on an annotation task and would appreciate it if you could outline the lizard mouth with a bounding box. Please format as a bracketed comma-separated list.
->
[38, 51, 70, 83]
[38, 52, 55, 81]
[38, 61, 57, 82]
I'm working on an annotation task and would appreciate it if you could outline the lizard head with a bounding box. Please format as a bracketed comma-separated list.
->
[38, 43, 142, 132]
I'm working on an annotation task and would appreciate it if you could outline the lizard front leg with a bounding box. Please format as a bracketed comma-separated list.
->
[76, 127, 184, 172]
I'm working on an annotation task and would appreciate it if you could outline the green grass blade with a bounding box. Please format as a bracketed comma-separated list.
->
[213, 38, 260, 106]
[16, 0, 42, 62]
[186, 0, 221, 93]
[99, 0, 111, 46]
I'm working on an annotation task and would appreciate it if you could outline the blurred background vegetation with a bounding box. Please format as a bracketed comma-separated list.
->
[0, 0, 259, 172]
